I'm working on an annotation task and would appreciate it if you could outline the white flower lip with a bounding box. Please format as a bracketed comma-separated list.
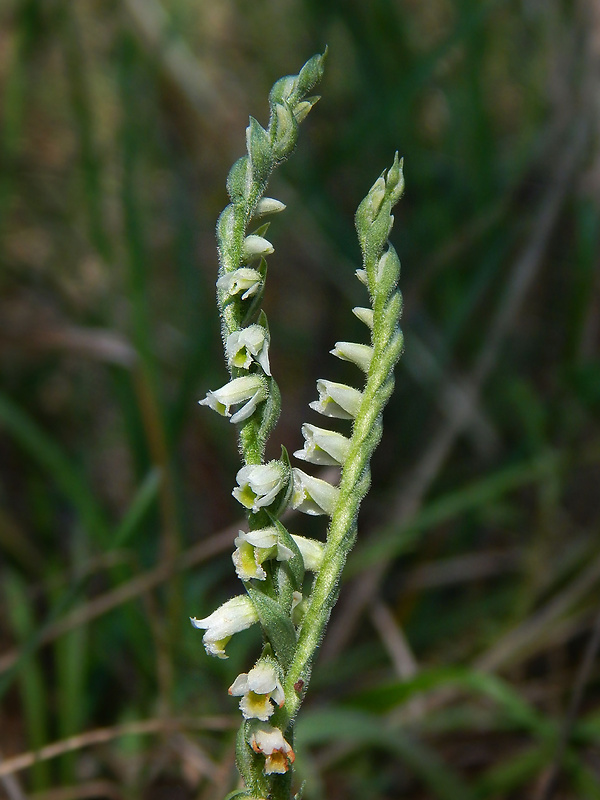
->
[330, 341, 374, 373]
[226, 325, 271, 375]
[216, 268, 262, 300]
[250, 723, 295, 774]
[291, 468, 339, 516]
[190, 596, 258, 659]
[232, 536, 267, 581]
[309, 379, 363, 420]
[293, 423, 350, 466]
[199, 375, 266, 424]
[232, 462, 287, 513]
[231, 527, 293, 582]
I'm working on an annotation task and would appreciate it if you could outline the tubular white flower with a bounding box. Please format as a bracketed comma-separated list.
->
[250, 723, 295, 774]
[291, 535, 324, 572]
[242, 234, 274, 261]
[226, 325, 271, 375]
[190, 596, 258, 659]
[254, 197, 286, 217]
[330, 341, 374, 373]
[291, 468, 339, 516]
[294, 423, 350, 466]
[199, 375, 267, 424]
[309, 378, 363, 420]
[352, 306, 374, 329]
[229, 661, 285, 721]
[232, 462, 287, 513]
[232, 527, 293, 582]
[216, 267, 262, 300]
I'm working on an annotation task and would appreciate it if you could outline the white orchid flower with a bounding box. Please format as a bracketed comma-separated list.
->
[291, 535, 324, 572]
[249, 723, 295, 774]
[291, 468, 339, 516]
[309, 379, 363, 420]
[232, 462, 287, 513]
[199, 375, 266, 424]
[229, 660, 285, 721]
[294, 423, 350, 466]
[226, 325, 271, 375]
[190, 596, 258, 659]
[216, 267, 262, 300]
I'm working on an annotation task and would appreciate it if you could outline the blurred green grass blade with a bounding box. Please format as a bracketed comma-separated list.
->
[0, 576, 85, 702]
[296, 708, 475, 800]
[351, 667, 548, 736]
[113, 467, 161, 548]
[564, 749, 600, 799]
[0, 391, 111, 546]
[4, 569, 51, 790]
[351, 451, 560, 572]
[60, 2, 113, 264]
[54, 536, 89, 783]
[473, 742, 553, 799]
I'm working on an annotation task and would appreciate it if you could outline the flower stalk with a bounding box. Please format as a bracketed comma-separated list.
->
[193, 51, 405, 800]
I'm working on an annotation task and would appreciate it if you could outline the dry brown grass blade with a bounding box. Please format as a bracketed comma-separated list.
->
[0, 717, 236, 780]
[0, 525, 237, 675]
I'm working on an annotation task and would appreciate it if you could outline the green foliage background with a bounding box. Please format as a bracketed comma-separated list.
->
[1, 1, 600, 798]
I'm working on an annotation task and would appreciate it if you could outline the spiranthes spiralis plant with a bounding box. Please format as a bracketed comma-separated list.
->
[192, 50, 405, 800]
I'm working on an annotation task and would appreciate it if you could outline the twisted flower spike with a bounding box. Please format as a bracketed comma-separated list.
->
[205, 50, 327, 466]
[193, 51, 405, 800]
[282, 152, 405, 728]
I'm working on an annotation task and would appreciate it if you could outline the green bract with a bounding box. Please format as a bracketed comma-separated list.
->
[194, 51, 405, 800]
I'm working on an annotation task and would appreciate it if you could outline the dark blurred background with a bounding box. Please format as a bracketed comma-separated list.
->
[1, 1, 600, 798]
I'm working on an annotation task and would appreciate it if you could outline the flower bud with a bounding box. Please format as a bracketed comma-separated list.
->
[293, 95, 320, 123]
[330, 341, 374, 373]
[352, 306, 374, 329]
[242, 234, 274, 262]
[355, 268, 369, 287]
[254, 197, 286, 217]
